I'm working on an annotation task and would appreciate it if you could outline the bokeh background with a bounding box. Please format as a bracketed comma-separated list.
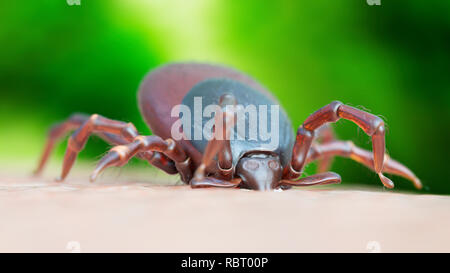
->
[0, 0, 448, 194]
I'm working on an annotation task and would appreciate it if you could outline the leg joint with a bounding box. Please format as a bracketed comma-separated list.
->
[67, 135, 83, 152]
[296, 126, 314, 139]
[303, 101, 343, 131]
[121, 123, 138, 141]
[89, 114, 100, 123]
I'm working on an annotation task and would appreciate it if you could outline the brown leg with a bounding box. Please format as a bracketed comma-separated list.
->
[139, 151, 178, 175]
[191, 164, 242, 188]
[315, 124, 336, 172]
[190, 94, 241, 188]
[307, 141, 422, 189]
[56, 114, 142, 181]
[35, 113, 89, 175]
[79, 131, 178, 174]
[284, 101, 394, 188]
[38, 113, 177, 181]
[84, 131, 178, 175]
[216, 136, 233, 180]
[190, 119, 242, 188]
[90, 135, 192, 183]
[279, 172, 341, 187]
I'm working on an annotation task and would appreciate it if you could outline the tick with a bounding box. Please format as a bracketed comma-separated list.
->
[35, 63, 421, 191]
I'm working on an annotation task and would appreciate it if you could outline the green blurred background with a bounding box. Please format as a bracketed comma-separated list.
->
[0, 0, 449, 193]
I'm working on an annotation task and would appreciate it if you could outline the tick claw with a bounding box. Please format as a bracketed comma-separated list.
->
[90, 151, 122, 182]
[378, 173, 394, 189]
[89, 173, 98, 183]
[90, 164, 105, 182]
[32, 169, 41, 177]
[411, 177, 422, 190]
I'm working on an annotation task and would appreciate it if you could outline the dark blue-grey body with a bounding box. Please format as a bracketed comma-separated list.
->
[181, 78, 295, 167]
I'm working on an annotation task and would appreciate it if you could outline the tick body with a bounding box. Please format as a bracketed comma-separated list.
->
[35, 63, 422, 191]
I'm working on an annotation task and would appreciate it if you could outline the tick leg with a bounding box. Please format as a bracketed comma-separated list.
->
[138, 151, 178, 175]
[307, 141, 422, 189]
[279, 172, 341, 187]
[191, 177, 242, 188]
[190, 94, 239, 188]
[191, 165, 242, 188]
[80, 130, 178, 174]
[216, 134, 233, 180]
[284, 101, 395, 188]
[91, 135, 192, 183]
[35, 114, 140, 176]
[55, 114, 142, 181]
[315, 124, 336, 173]
[37, 113, 178, 179]
[35, 113, 98, 175]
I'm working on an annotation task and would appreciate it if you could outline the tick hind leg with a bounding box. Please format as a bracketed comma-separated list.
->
[307, 141, 422, 189]
[36, 113, 177, 181]
[35, 113, 90, 175]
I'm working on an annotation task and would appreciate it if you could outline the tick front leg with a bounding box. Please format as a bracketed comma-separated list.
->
[315, 124, 336, 173]
[190, 94, 240, 188]
[279, 172, 341, 187]
[284, 101, 393, 188]
[190, 164, 242, 188]
[90, 136, 192, 183]
[307, 141, 422, 189]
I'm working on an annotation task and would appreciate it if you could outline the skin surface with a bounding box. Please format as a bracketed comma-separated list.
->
[0, 166, 446, 252]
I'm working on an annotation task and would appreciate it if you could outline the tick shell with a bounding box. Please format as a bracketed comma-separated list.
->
[138, 63, 294, 169]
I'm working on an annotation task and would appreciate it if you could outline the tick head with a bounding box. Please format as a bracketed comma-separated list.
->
[235, 152, 282, 191]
